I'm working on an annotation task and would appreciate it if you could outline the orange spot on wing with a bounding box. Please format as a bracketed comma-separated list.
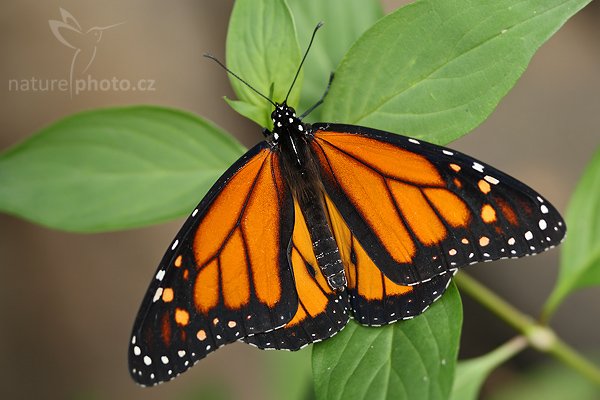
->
[162, 288, 174, 303]
[479, 236, 490, 247]
[481, 204, 497, 223]
[174, 255, 182, 267]
[478, 179, 491, 194]
[450, 163, 461, 172]
[494, 196, 518, 225]
[194, 259, 219, 313]
[196, 329, 207, 341]
[220, 229, 250, 309]
[174, 308, 190, 326]
[453, 178, 462, 188]
[183, 269, 189, 280]
[424, 188, 470, 227]
[389, 181, 447, 245]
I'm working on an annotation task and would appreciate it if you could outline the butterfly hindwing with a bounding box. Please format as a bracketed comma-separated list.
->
[129, 143, 297, 386]
[243, 200, 350, 350]
[311, 124, 566, 286]
[324, 194, 453, 325]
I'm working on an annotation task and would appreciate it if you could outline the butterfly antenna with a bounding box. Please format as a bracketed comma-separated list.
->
[284, 21, 324, 104]
[203, 53, 276, 107]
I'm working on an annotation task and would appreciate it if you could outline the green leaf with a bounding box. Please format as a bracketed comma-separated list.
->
[544, 146, 600, 318]
[226, 0, 301, 127]
[224, 97, 267, 126]
[450, 337, 527, 400]
[312, 283, 462, 400]
[287, 0, 383, 121]
[321, 0, 592, 145]
[0, 106, 245, 232]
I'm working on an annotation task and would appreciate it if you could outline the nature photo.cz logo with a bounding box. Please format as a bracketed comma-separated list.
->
[8, 8, 156, 96]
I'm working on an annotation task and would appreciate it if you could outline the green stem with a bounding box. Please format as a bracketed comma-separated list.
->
[454, 272, 600, 385]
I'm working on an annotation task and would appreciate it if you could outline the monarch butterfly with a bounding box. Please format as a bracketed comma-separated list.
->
[129, 23, 565, 386]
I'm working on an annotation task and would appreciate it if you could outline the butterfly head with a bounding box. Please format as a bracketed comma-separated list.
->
[270, 102, 307, 143]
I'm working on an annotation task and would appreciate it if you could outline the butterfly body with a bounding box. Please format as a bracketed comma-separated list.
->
[271, 103, 347, 290]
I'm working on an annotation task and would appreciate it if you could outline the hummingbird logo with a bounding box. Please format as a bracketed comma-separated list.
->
[49, 8, 123, 96]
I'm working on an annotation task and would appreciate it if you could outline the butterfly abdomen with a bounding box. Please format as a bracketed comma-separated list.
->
[297, 190, 347, 290]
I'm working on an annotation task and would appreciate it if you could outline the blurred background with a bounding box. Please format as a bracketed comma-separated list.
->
[1, 1, 599, 399]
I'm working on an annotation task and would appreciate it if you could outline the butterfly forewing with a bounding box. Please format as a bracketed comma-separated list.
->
[129, 143, 297, 386]
[310, 124, 566, 286]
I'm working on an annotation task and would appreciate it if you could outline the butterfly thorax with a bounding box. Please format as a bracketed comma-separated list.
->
[270, 103, 316, 196]
[270, 103, 347, 291]
[269, 103, 309, 165]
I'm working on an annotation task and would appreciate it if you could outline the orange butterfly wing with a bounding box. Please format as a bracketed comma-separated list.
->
[323, 195, 453, 325]
[243, 199, 350, 350]
[129, 143, 297, 386]
[310, 125, 565, 285]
